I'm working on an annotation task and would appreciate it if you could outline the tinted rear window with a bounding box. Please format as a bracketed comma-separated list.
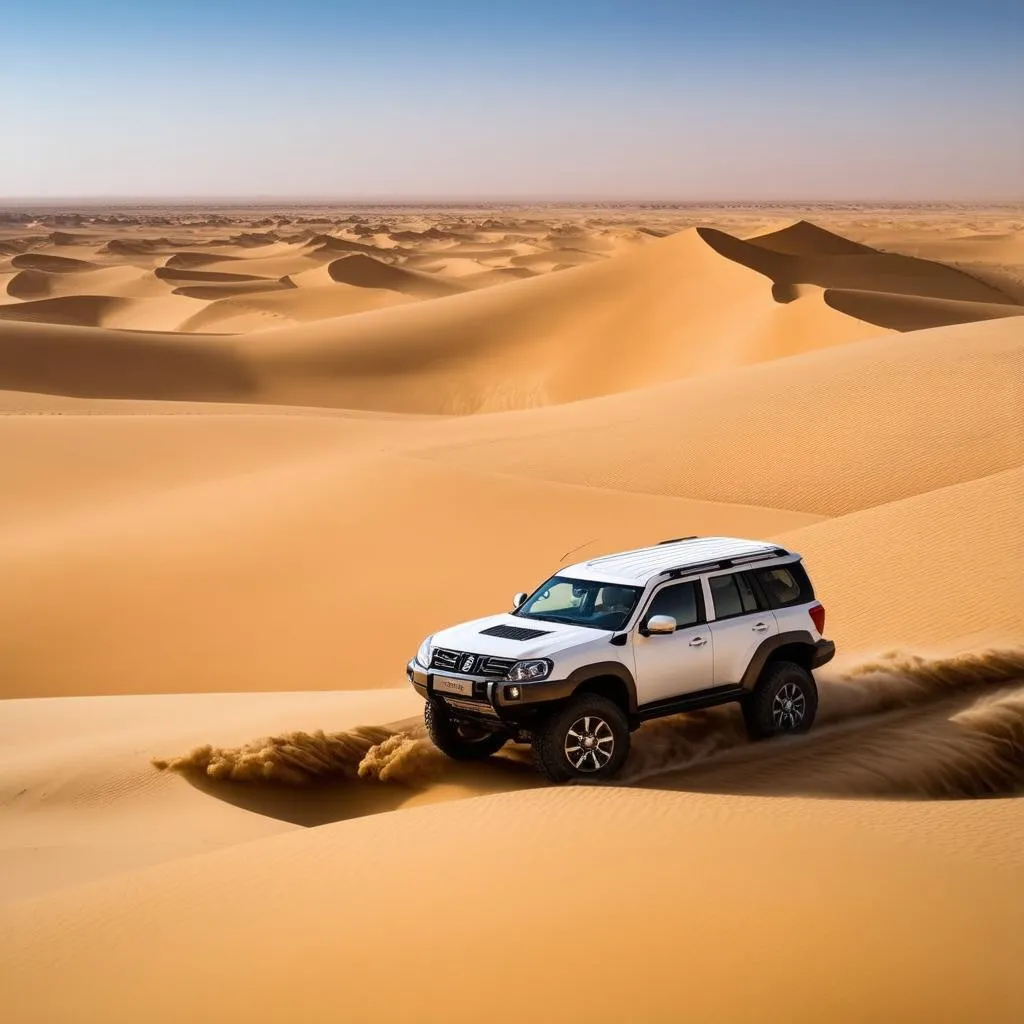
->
[753, 563, 815, 608]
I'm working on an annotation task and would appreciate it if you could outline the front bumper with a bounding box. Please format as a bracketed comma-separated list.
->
[406, 659, 574, 725]
[811, 639, 836, 669]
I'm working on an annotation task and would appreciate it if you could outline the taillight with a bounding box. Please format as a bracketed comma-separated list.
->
[809, 603, 826, 634]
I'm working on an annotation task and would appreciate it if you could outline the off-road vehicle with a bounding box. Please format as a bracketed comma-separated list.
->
[407, 536, 835, 782]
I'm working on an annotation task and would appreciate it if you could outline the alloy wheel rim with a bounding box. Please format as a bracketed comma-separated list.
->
[564, 715, 615, 772]
[772, 682, 806, 730]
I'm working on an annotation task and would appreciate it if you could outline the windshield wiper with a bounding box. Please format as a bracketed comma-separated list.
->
[521, 614, 606, 629]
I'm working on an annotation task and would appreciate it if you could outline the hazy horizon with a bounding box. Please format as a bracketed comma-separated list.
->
[3, 0, 1022, 201]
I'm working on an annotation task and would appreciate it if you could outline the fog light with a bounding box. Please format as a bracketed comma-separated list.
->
[504, 685, 522, 701]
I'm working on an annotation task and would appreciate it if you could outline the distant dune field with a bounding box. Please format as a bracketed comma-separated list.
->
[1, 203, 1022, 1024]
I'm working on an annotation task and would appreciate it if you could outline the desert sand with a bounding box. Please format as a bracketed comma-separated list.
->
[1, 202, 1022, 1023]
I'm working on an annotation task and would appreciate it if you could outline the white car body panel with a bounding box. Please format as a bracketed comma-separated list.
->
[632, 622, 713, 701]
[708, 611, 779, 685]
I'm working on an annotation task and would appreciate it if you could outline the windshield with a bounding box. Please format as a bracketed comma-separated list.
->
[514, 575, 643, 632]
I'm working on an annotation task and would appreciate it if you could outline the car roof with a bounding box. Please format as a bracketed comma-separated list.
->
[562, 536, 795, 585]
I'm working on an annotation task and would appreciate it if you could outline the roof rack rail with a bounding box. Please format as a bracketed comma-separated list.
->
[658, 549, 790, 579]
[657, 536, 698, 545]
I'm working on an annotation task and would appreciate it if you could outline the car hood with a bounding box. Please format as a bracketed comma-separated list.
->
[431, 612, 610, 663]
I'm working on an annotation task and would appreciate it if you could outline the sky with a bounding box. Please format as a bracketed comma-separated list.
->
[1, 0, 1021, 200]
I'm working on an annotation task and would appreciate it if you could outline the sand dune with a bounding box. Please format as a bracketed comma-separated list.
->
[0, 295, 128, 327]
[0, 225, 875, 407]
[232, 227, 887, 411]
[822, 288, 1024, 330]
[170, 279, 297, 300]
[701, 224, 1015, 308]
[11, 252, 99, 273]
[304, 233, 396, 257]
[174, 285, 412, 332]
[409, 318, 1023, 514]
[2, 773, 1020, 1024]
[6, 263, 179, 302]
[742, 219, 876, 255]
[47, 230, 91, 246]
[293, 252, 464, 297]
[0, 319, 252, 398]
[2, 204, 1022, 1024]
[163, 250, 246, 269]
[777, 467, 1024, 649]
[101, 236, 183, 255]
[1, 213, 1019, 356]
[152, 265, 297, 300]
[154, 266, 277, 284]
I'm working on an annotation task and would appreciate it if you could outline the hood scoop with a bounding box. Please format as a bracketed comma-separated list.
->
[479, 624, 553, 641]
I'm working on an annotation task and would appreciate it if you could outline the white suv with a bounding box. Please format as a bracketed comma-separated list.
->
[407, 536, 835, 782]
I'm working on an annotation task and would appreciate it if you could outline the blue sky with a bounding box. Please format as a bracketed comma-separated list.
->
[1, 1, 1021, 199]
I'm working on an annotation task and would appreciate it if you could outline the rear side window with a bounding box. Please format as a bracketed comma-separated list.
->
[708, 571, 769, 619]
[708, 574, 744, 619]
[753, 563, 815, 608]
[645, 580, 702, 627]
[735, 573, 761, 613]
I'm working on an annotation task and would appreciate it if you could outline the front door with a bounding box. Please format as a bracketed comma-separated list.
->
[631, 579, 714, 704]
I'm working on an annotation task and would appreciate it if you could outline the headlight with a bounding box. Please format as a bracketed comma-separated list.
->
[416, 635, 433, 668]
[507, 659, 552, 682]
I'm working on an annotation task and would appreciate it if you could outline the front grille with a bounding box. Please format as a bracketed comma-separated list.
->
[431, 648, 515, 678]
[431, 648, 460, 672]
[481, 656, 515, 677]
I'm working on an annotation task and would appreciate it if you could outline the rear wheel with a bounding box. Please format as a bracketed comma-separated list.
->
[424, 699, 508, 760]
[742, 660, 818, 741]
[532, 694, 631, 783]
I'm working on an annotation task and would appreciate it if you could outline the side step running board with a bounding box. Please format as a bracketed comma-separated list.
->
[635, 685, 746, 723]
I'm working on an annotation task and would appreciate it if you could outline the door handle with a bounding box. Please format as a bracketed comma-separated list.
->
[752, 622, 769, 632]
[689, 636, 707, 647]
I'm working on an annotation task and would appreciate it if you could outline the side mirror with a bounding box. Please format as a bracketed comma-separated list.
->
[513, 592, 528, 609]
[645, 614, 677, 636]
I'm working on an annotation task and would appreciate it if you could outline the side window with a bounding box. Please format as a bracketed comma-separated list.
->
[645, 581, 701, 628]
[708, 574, 744, 619]
[735, 573, 761, 613]
[753, 564, 814, 608]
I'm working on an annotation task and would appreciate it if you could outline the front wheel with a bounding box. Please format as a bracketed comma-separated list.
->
[532, 694, 631, 783]
[424, 699, 509, 760]
[742, 660, 818, 741]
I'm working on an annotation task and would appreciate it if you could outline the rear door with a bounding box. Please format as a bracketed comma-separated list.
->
[631, 579, 713, 703]
[705, 571, 778, 685]
[751, 561, 820, 637]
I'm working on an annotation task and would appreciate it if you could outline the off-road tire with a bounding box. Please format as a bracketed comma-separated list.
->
[424, 698, 508, 760]
[742, 660, 818, 741]
[532, 694, 631, 783]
